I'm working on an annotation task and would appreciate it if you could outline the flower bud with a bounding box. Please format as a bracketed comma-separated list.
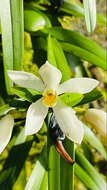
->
[85, 109, 106, 137]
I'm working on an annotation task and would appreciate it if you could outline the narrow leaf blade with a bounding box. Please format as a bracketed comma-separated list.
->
[0, 0, 13, 93]
[83, 0, 96, 32]
[10, 0, 24, 70]
[61, 42, 106, 70]
[75, 150, 106, 190]
[84, 125, 107, 159]
[75, 163, 99, 190]
[77, 89, 102, 105]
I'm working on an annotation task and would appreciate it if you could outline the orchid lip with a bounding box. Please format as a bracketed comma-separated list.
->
[43, 89, 57, 107]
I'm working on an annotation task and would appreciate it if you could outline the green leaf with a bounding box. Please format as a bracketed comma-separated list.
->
[47, 34, 71, 82]
[47, 35, 57, 67]
[75, 150, 106, 190]
[0, 104, 15, 117]
[39, 172, 48, 190]
[24, 145, 48, 190]
[0, 141, 33, 190]
[83, 0, 96, 32]
[61, 42, 106, 70]
[47, 36, 75, 188]
[84, 125, 107, 159]
[0, 0, 14, 93]
[47, 36, 75, 190]
[75, 163, 99, 190]
[25, 161, 46, 190]
[24, 9, 51, 32]
[52, 38, 71, 82]
[59, 93, 84, 107]
[66, 53, 88, 77]
[10, 0, 24, 70]
[42, 27, 106, 62]
[60, 138, 75, 190]
[9, 99, 30, 109]
[47, 35, 71, 82]
[48, 145, 60, 190]
[14, 129, 27, 146]
[77, 89, 102, 105]
[0, 0, 24, 93]
[11, 87, 42, 102]
[81, 141, 94, 163]
[47, 114, 60, 190]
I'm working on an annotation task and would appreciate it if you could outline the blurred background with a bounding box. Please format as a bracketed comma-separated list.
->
[0, 0, 106, 189]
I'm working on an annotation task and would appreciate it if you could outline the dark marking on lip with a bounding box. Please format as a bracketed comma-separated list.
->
[49, 113, 75, 165]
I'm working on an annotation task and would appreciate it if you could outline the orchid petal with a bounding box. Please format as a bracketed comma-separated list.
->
[0, 114, 14, 154]
[25, 98, 48, 136]
[8, 70, 45, 92]
[39, 61, 62, 90]
[53, 99, 84, 143]
[57, 78, 99, 95]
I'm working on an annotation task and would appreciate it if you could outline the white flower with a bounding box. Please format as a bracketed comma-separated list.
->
[8, 61, 99, 144]
[85, 109, 106, 137]
[0, 114, 14, 154]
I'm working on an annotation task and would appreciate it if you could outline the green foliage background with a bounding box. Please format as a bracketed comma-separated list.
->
[0, 0, 106, 190]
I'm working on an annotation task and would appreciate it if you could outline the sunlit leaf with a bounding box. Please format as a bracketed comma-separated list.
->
[47, 35, 57, 67]
[25, 161, 46, 190]
[14, 129, 27, 146]
[59, 93, 84, 107]
[39, 172, 48, 190]
[52, 38, 71, 82]
[24, 9, 51, 32]
[42, 27, 106, 62]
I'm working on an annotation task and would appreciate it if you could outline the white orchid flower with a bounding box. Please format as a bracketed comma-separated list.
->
[85, 109, 106, 137]
[8, 61, 99, 144]
[0, 114, 14, 154]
